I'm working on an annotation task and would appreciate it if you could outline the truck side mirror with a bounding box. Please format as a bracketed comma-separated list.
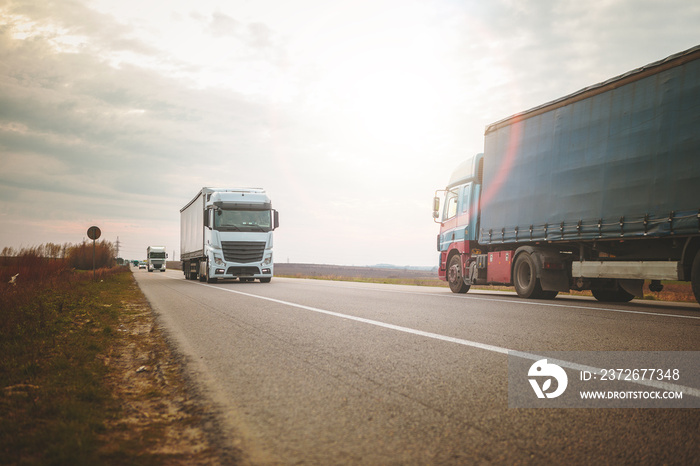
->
[204, 209, 210, 228]
[432, 197, 440, 219]
[273, 210, 280, 229]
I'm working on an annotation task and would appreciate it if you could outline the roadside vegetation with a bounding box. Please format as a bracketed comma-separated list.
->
[0, 244, 226, 464]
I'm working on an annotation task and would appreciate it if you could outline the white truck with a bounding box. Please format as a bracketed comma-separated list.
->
[180, 187, 279, 283]
[146, 246, 168, 272]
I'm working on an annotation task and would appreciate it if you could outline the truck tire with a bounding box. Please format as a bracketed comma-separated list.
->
[691, 250, 700, 306]
[591, 282, 635, 303]
[513, 252, 545, 299]
[260, 277, 271, 283]
[197, 260, 218, 283]
[447, 254, 470, 294]
[199, 261, 207, 282]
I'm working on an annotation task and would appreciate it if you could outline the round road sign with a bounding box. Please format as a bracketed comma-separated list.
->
[87, 226, 101, 240]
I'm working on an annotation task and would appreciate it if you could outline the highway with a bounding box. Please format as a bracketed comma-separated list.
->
[134, 269, 700, 464]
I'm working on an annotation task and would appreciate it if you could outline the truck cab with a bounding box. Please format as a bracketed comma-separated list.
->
[147, 246, 168, 272]
[181, 187, 279, 283]
[434, 154, 483, 292]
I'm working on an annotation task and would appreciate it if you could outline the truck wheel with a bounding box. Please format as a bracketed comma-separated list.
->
[513, 252, 545, 299]
[591, 287, 634, 303]
[447, 254, 470, 294]
[260, 277, 271, 283]
[199, 262, 207, 282]
[690, 251, 700, 306]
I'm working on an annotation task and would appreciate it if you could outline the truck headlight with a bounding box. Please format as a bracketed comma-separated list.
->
[263, 255, 272, 266]
[213, 254, 225, 266]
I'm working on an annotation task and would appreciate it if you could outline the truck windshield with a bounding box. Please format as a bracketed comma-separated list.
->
[214, 210, 272, 232]
[149, 252, 166, 259]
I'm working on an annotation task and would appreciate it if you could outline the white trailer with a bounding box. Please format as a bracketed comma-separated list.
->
[147, 246, 168, 272]
[180, 187, 279, 283]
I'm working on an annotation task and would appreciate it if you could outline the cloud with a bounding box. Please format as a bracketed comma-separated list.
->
[208, 11, 241, 38]
[1, 0, 698, 265]
[0, 4, 284, 240]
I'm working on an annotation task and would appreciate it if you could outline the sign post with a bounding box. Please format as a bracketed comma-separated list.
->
[87, 226, 101, 280]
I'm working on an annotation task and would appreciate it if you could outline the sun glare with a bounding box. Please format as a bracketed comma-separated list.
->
[349, 67, 443, 144]
[315, 39, 456, 150]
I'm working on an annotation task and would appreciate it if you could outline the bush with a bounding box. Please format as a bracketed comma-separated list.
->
[1, 241, 116, 284]
[0, 243, 112, 339]
[66, 240, 116, 270]
[0, 246, 68, 285]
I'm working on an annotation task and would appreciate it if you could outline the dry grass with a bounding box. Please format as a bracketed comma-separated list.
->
[0, 246, 229, 464]
[640, 282, 697, 303]
[0, 261, 126, 464]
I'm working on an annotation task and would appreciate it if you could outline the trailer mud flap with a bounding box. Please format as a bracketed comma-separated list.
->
[539, 269, 570, 292]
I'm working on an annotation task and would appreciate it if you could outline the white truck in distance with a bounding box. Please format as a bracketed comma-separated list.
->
[180, 187, 279, 283]
[146, 246, 167, 272]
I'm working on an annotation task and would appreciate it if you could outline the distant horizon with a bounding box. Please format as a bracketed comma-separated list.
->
[1, 242, 439, 269]
[277, 262, 437, 269]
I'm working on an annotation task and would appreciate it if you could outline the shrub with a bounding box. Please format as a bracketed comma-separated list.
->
[66, 240, 116, 270]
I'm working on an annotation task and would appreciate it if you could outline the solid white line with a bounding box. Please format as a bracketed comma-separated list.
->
[174, 277, 700, 398]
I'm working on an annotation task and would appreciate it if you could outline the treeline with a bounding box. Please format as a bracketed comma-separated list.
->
[0, 241, 116, 283]
[1, 243, 71, 259]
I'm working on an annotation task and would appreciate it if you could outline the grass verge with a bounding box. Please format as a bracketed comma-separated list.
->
[0, 266, 229, 464]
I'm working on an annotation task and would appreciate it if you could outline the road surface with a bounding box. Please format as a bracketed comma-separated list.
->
[133, 269, 700, 464]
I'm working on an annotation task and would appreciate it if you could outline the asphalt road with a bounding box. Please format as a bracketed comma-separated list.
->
[133, 269, 700, 465]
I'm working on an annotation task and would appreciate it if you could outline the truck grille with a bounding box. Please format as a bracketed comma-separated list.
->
[226, 266, 261, 276]
[221, 241, 265, 263]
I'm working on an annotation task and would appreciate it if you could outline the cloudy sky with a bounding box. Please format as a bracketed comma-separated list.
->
[0, 0, 698, 266]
